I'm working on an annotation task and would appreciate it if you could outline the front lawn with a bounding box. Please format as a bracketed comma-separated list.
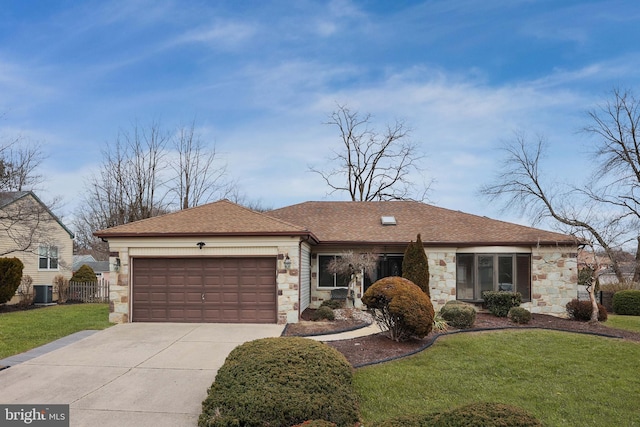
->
[605, 314, 640, 333]
[354, 330, 640, 426]
[0, 303, 112, 359]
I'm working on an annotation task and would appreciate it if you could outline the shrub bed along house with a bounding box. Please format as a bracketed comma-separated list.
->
[612, 289, 640, 315]
[198, 337, 359, 427]
[438, 300, 476, 329]
[482, 291, 522, 317]
[566, 298, 608, 321]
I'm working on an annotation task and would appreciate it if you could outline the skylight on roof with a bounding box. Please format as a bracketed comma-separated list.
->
[381, 216, 397, 226]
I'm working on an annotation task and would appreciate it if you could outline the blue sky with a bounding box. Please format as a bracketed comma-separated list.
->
[1, 0, 639, 229]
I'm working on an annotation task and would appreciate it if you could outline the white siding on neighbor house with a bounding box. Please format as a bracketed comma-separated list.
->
[0, 195, 73, 304]
[299, 243, 311, 312]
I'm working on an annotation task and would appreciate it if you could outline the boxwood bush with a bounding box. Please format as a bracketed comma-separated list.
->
[508, 307, 532, 324]
[362, 276, 434, 342]
[198, 337, 359, 427]
[439, 300, 476, 329]
[312, 305, 335, 321]
[369, 402, 542, 427]
[482, 291, 522, 317]
[566, 298, 608, 321]
[612, 290, 640, 315]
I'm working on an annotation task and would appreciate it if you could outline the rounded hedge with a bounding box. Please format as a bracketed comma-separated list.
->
[482, 291, 523, 317]
[0, 257, 24, 304]
[508, 307, 532, 324]
[198, 337, 359, 427]
[566, 298, 608, 322]
[312, 305, 335, 321]
[612, 290, 640, 316]
[362, 276, 435, 342]
[369, 402, 542, 427]
[439, 300, 476, 329]
[71, 264, 97, 282]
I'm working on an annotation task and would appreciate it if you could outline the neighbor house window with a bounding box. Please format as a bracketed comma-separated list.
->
[456, 253, 531, 302]
[318, 255, 350, 288]
[39, 245, 59, 270]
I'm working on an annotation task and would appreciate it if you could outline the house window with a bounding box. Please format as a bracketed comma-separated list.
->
[39, 245, 59, 270]
[456, 253, 531, 302]
[318, 255, 351, 288]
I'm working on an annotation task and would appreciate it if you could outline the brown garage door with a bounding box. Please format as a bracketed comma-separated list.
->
[132, 257, 277, 323]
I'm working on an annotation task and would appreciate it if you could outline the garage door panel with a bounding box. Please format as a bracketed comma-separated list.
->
[133, 257, 277, 323]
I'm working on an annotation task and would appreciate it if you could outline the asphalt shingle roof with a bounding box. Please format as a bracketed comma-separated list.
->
[94, 199, 310, 238]
[95, 199, 576, 247]
[268, 201, 577, 246]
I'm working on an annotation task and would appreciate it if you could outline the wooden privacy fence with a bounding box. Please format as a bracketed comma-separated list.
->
[68, 279, 110, 303]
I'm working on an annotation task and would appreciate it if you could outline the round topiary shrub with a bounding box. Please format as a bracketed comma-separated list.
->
[566, 299, 608, 321]
[508, 306, 532, 324]
[439, 300, 476, 329]
[362, 276, 435, 342]
[71, 264, 97, 282]
[198, 337, 359, 427]
[312, 305, 335, 321]
[612, 290, 640, 315]
[430, 402, 542, 426]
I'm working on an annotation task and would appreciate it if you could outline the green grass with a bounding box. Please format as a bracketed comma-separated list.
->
[0, 304, 112, 359]
[354, 330, 640, 427]
[604, 314, 640, 333]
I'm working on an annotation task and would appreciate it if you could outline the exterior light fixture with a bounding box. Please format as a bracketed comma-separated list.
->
[197, 241, 206, 249]
[114, 257, 121, 272]
[283, 254, 292, 270]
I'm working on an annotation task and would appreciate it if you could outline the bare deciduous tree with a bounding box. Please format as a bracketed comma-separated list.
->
[170, 121, 232, 209]
[0, 139, 45, 191]
[310, 104, 428, 201]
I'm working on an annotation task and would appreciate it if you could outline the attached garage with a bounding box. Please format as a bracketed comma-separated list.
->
[131, 257, 277, 323]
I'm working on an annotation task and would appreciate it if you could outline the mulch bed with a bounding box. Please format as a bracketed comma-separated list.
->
[320, 313, 640, 367]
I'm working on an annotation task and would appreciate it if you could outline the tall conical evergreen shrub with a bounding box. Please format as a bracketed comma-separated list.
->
[402, 233, 430, 296]
[0, 257, 24, 304]
[71, 264, 97, 282]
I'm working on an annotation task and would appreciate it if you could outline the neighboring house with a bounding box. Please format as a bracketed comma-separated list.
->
[0, 191, 74, 304]
[95, 200, 579, 324]
[72, 255, 111, 282]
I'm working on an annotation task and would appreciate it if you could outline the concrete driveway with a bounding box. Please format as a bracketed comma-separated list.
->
[0, 323, 284, 427]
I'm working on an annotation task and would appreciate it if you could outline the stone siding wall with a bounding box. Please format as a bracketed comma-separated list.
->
[427, 249, 457, 312]
[276, 247, 301, 324]
[523, 248, 578, 316]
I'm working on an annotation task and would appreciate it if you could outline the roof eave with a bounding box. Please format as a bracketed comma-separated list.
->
[94, 230, 318, 242]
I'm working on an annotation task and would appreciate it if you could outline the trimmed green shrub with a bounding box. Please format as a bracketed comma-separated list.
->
[612, 290, 640, 315]
[312, 305, 335, 321]
[199, 337, 359, 427]
[362, 276, 435, 342]
[369, 402, 542, 427]
[291, 421, 337, 427]
[431, 402, 542, 426]
[508, 307, 532, 324]
[566, 299, 608, 321]
[482, 291, 523, 317]
[320, 299, 343, 309]
[439, 300, 476, 329]
[71, 264, 97, 282]
[402, 234, 430, 296]
[0, 257, 24, 304]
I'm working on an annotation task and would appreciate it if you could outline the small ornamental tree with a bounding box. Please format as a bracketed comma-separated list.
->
[71, 264, 97, 282]
[402, 234, 430, 296]
[362, 276, 434, 342]
[0, 257, 24, 304]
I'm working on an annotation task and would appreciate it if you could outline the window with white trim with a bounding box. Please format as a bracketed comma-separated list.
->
[39, 245, 59, 270]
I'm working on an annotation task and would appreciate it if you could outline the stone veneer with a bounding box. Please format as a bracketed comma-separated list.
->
[426, 247, 578, 316]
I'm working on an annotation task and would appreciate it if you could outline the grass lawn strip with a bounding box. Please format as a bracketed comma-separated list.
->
[0, 304, 112, 359]
[605, 314, 640, 333]
[354, 329, 640, 427]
